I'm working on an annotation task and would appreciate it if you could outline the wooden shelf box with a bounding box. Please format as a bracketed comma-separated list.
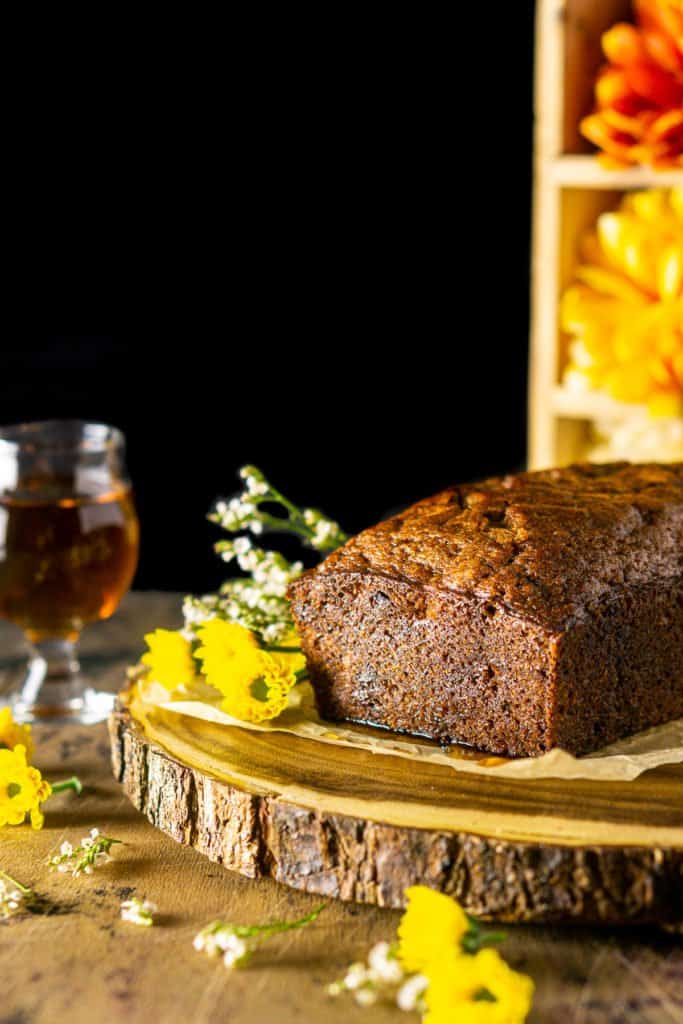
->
[528, 0, 682, 470]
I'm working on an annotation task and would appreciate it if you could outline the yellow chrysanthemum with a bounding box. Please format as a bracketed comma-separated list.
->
[194, 621, 298, 723]
[397, 886, 469, 973]
[424, 947, 534, 1024]
[194, 619, 260, 671]
[0, 708, 33, 760]
[561, 187, 683, 417]
[0, 744, 52, 830]
[141, 629, 196, 691]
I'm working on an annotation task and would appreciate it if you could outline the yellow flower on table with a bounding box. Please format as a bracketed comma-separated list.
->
[424, 947, 534, 1024]
[397, 885, 469, 973]
[142, 629, 196, 691]
[0, 744, 52, 830]
[0, 708, 33, 760]
[561, 188, 683, 417]
[195, 620, 299, 723]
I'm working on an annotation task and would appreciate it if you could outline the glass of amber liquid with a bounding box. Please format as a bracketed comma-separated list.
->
[0, 421, 139, 723]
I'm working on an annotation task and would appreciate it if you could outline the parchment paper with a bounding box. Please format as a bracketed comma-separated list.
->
[136, 680, 683, 782]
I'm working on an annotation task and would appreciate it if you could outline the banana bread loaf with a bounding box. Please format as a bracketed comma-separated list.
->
[288, 463, 683, 757]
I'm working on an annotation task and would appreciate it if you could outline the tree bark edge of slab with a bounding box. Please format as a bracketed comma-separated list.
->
[109, 702, 683, 927]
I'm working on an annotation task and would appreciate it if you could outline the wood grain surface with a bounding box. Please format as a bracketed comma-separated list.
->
[1, 594, 682, 1024]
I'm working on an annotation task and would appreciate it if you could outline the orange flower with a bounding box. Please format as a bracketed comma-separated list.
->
[580, 0, 683, 169]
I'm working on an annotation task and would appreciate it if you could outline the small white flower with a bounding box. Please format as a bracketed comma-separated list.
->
[222, 934, 250, 968]
[396, 973, 429, 1012]
[343, 962, 369, 990]
[0, 878, 26, 918]
[245, 477, 269, 497]
[48, 828, 120, 877]
[121, 897, 157, 927]
[312, 520, 335, 547]
[368, 941, 404, 984]
[354, 987, 378, 1008]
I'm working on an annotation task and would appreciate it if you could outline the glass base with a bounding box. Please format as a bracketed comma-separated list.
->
[7, 685, 115, 725]
[3, 638, 115, 725]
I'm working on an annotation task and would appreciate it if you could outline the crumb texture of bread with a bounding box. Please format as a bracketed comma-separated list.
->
[289, 463, 683, 757]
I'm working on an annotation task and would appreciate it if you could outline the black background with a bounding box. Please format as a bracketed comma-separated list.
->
[5, 6, 536, 593]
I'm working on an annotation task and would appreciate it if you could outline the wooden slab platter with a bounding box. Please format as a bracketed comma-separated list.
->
[109, 695, 683, 927]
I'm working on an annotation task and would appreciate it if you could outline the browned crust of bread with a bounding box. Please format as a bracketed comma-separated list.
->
[289, 463, 683, 757]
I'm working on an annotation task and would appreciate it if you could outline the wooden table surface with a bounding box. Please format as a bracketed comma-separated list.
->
[1, 593, 681, 1024]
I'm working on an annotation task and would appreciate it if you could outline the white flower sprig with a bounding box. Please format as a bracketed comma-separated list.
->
[210, 465, 348, 553]
[0, 870, 36, 919]
[328, 941, 428, 1013]
[183, 466, 348, 645]
[194, 903, 325, 970]
[48, 828, 122, 877]
[121, 896, 157, 927]
[183, 538, 303, 645]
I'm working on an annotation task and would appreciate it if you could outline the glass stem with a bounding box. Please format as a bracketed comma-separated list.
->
[10, 630, 115, 724]
[30, 637, 80, 681]
[17, 636, 82, 715]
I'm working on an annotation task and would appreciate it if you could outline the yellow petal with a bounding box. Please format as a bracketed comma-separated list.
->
[671, 187, 683, 220]
[658, 246, 683, 300]
[605, 363, 653, 403]
[560, 286, 619, 334]
[648, 356, 675, 388]
[575, 265, 649, 304]
[624, 189, 669, 224]
[648, 392, 683, 418]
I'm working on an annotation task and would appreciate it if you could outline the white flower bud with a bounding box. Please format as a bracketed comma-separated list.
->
[396, 973, 429, 1012]
[222, 934, 250, 968]
[355, 987, 378, 1007]
[368, 941, 404, 984]
[343, 963, 369, 990]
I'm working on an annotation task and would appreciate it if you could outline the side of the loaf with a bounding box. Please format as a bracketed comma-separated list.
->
[289, 570, 560, 757]
[554, 578, 683, 754]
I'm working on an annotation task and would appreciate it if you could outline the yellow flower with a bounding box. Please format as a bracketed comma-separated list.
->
[424, 947, 534, 1024]
[267, 630, 307, 676]
[195, 620, 298, 723]
[0, 708, 33, 760]
[397, 886, 469, 973]
[194, 619, 260, 675]
[0, 745, 52, 830]
[141, 629, 196, 691]
[561, 187, 683, 416]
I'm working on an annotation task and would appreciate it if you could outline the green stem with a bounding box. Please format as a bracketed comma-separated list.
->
[462, 928, 507, 954]
[235, 903, 326, 939]
[0, 870, 31, 895]
[266, 645, 301, 653]
[50, 776, 83, 795]
[262, 483, 308, 524]
[257, 510, 317, 543]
